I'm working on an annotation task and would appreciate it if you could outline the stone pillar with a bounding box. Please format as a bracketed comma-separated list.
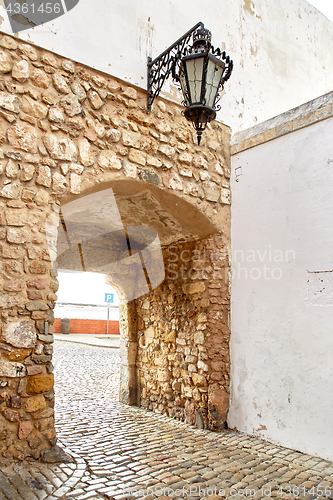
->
[118, 301, 138, 406]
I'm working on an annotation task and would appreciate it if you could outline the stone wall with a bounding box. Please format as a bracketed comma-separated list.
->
[0, 31, 231, 460]
[137, 235, 230, 430]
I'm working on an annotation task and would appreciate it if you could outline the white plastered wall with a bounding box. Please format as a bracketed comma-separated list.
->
[229, 114, 333, 461]
[0, 0, 333, 132]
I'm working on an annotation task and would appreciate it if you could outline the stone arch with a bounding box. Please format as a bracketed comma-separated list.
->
[0, 32, 231, 460]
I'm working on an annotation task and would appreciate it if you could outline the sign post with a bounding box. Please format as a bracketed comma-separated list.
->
[104, 293, 114, 336]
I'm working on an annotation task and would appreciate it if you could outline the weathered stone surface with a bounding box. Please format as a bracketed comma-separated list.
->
[52, 73, 70, 93]
[0, 92, 21, 113]
[36, 165, 52, 187]
[156, 120, 172, 134]
[1, 36, 17, 50]
[22, 95, 48, 119]
[60, 93, 81, 116]
[138, 169, 160, 185]
[19, 43, 38, 61]
[27, 365, 43, 375]
[3, 279, 25, 291]
[97, 151, 121, 170]
[12, 60, 29, 82]
[106, 128, 121, 143]
[62, 59, 75, 73]
[6, 227, 30, 244]
[18, 421, 33, 440]
[5, 159, 18, 178]
[129, 149, 146, 165]
[221, 187, 231, 204]
[41, 445, 74, 463]
[41, 52, 58, 68]
[123, 160, 137, 178]
[31, 68, 51, 88]
[52, 172, 67, 193]
[0, 360, 25, 378]
[78, 138, 94, 166]
[70, 173, 81, 194]
[147, 156, 162, 168]
[43, 133, 77, 160]
[0, 182, 21, 199]
[34, 189, 50, 206]
[87, 90, 103, 109]
[2, 408, 20, 421]
[158, 144, 176, 158]
[122, 130, 141, 149]
[6, 208, 27, 226]
[24, 395, 46, 412]
[48, 107, 64, 122]
[2, 319, 36, 348]
[7, 123, 38, 153]
[0, 50, 12, 73]
[202, 180, 220, 202]
[71, 80, 86, 101]
[26, 301, 48, 311]
[26, 374, 54, 394]
[123, 87, 137, 100]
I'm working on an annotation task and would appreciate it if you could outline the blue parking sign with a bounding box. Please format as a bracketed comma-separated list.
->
[105, 293, 114, 303]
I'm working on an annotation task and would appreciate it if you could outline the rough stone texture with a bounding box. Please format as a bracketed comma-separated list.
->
[0, 33, 231, 461]
[1, 319, 36, 348]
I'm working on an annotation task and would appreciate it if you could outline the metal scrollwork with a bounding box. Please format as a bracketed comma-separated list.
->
[147, 22, 204, 112]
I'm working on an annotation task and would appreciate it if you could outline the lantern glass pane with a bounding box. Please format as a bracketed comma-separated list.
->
[205, 58, 224, 107]
[185, 56, 204, 104]
[179, 65, 190, 106]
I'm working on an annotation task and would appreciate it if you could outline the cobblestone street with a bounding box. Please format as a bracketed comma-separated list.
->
[0, 340, 333, 500]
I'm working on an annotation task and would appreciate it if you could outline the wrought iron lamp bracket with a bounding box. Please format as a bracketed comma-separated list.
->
[147, 22, 204, 112]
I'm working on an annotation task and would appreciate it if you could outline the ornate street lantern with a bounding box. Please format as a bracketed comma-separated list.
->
[147, 22, 233, 145]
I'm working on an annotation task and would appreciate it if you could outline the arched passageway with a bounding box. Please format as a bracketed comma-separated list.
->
[0, 33, 230, 460]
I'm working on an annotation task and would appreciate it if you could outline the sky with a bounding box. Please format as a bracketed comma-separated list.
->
[307, 0, 333, 22]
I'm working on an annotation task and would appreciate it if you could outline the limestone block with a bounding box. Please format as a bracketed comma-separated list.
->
[158, 144, 176, 158]
[7, 227, 30, 244]
[12, 60, 29, 83]
[62, 59, 75, 73]
[43, 133, 77, 161]
[146, 156, 162, 168]
[221, 187, 231, 205]
[52, 73, 70, 93]
[106, 129, 121, 143]
[30, 69, 51, 89]
[41, 53, 58, 68]
[48, 107, 64, 122]
[0, 51, 12, 73]
[5, 159, 18, 179]
[2, 319, 36, 348]
[70, 173, 81, 194]
[1, 36, 17, 50]
[0, 92, 21, 113]
[156, 120, 171, 134]
[36, 166, 51, 187]
[18, 43, 38, 61]
[78, 138, 94, 167]
[122, 130, 141, 149]
[20, 163, 35, 182]
[21, 96, 48, 119]
[24, 395, 46, 412]
[157, 369, 170, 382]
[70, 80, 86, 102]
[26, 374, 54, 394]
[18, 421, 33, 439]
[123, 160, 137, 178]
[123, 87, 137, 100]
[26, 301, 48, 311]
[3, 279, 25, 291]
[34, 189, 49, 206]
[128, 149, 146, 166]
[97, 151, 121, 170]
[60, 93, 81, 117]
[87, 90, 103, 109]
[0, 360, 26, 377]
[52, 172, 67, 193]
[119, 340, 137, 366]
[7, 123, 37, 153]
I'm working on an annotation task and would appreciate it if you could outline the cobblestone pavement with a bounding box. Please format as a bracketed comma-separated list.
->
[1, 341, 333, 500]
